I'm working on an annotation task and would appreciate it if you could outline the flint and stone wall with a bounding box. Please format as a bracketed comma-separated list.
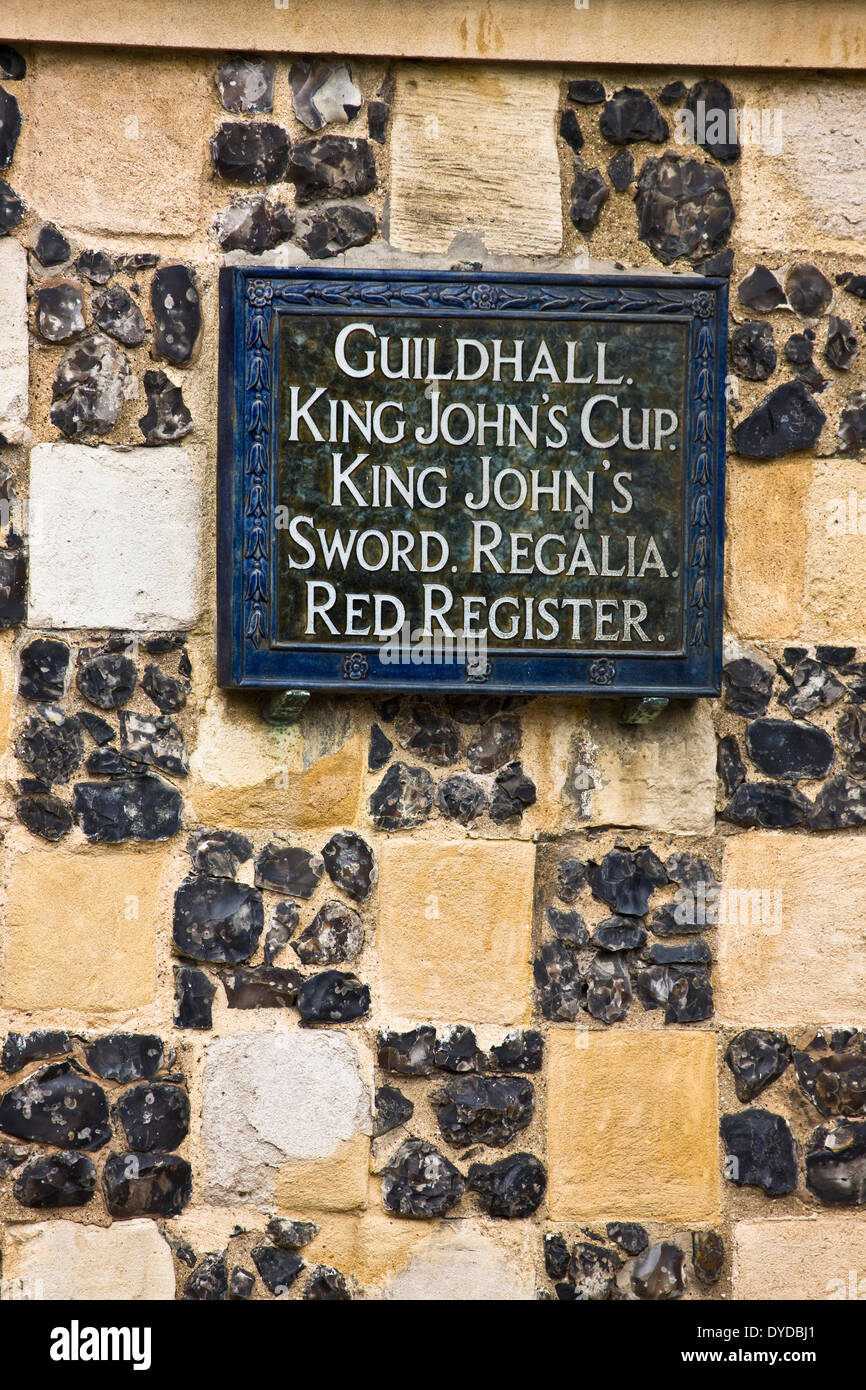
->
[0, 21, 866, 1302]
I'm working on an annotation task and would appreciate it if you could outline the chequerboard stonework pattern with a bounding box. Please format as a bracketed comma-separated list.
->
[1, 39, 866, 1302]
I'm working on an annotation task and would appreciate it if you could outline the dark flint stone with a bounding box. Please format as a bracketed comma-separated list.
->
[468, 1152, 547, 1219]
[557, 857, 586, 901]
[559, 108, 584, 153]
[297, 970, 370, 1023]
[264, 900, 299, 963]
[116, 1083, 190, 1151]
[215, 56, 275, 114]
[0, 1063, 111, 1149]
[139, 370, 194, 444]
[726, 1032, 792, 1103]
[607, 147, 634, 191]
[144, 632, 186, 654]
[93, 285, 146, 347]
[783, 645, 809, 665]
[143, 663, 189, 712]
[635, 153, 734, 265]
[734, 379, 826, 458]
[173, 966, 216, 1030]
[568, 79, 605, 104]
[267, 1217, 318, 1249]
[555, 1283, 577, 1300]
[587, 846, 665, 916]
[289, 136, 376, 203]
[738, 264, 786, 311]
[255, 842, 323, 897]
[0, 178, 24, 233]
[369, 762, 434, 829]
[647, 940, 711, 965]
[636, 963, 673, 1010]
[168, 1240, 196, 1269]
[786, 262, 833, 317]
[607, 1221, 648, 1255]
[14, 1153, 97, 1208]
[434, 1026, 486, 1073]
[368, 99, 391, 144]
[381, 1139, 465, 1218]
[75, 249, 113, 285]
[720, 1108, 798, 1195]
[222, 965, 302, 1009]
[368, 722, 392, 771]
[151, 264, 201, 364]
[665, 851, 719, 893]
[665, 965, 713, 1023]
[378, 1026, 436, 1076]
[698, 248, 734, 276]
[118, 252, 160, 272]
[545, 1232, 570, 1279]
[210, 121, 290, 184]
[779, 657, 845, 716]
[785, 332, 813, 367]
[809, 775, 866, 829]
[730, 321, 776, 380]
[467, 715, 521, 772]
[843, 275, 866, 299]
[489, 761, 536, 822]
[437, 772, 487, 824]
[745, 717, 834, 781]
[825, 315, 858, 370]
[488, 1030, 543, 1073]
[103, 1151, 192, 1218]
[692, 1231, 725, 1284]
[374, 1085, 413, 1137]
[183, 1253, 227, 1301]
[295, 203, 376, 258]
[586, 953, 632, 1023]
[0, 46, 26, 80]
[17, 706, 83, 783]
[534, 941, 585, 1021]
[19, 637, 70, 701]
[592, 916, 647, 950]
[659, 79, 687, 105]
[396, 702, 460, 765]
[0, 1142, 28, 1176]
[600, 86, 668, 144]
[120, 710, 188, 777]
[806, 1121, 866, 1205]
[838, 707, 866, 777]
[76, 652, 137, 709]
[213, 196, 293, 253]
[648, 900, 703, 936]
[816, 645, 856, 666]
[722, 780, 812, 829]
[839, 385, 866, 448]
[187, 827, 252, 878]
[304, 1265, 351, 1300]
[86, 746, 131, 776]
[0, 83, 21, 168]
[293, 899, 363, 965]
[570, 166, 609, 234]
[229, 1267, 255, 1300]
[546, 906, 589, 946]
[797, 360, 828, 392]
[173, 876, 263, 963]
[433, 1074, 534, 1148]
[36, 283, 86, 343]
[0, 546, 26, 626]
[85, 1034, 163, 1082]
[632, 1243, 686, 1300]
[290, 59, 362, 131]
[794, 1031, 866, 1117]
[2, 1029, 72, 1072]
[568, 1241, 621, 1300]
[686, 78, 740, 161]
[447, 693, 505, 724]
[722, 653, 774, 715]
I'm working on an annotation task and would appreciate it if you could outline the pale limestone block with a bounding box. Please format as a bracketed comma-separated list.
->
[734, 1217, 866, 1300]
[0, 237, 28, 428]
[2, 1219, 175, 1301]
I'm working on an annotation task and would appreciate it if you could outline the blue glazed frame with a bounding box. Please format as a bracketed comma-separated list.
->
[218, 266, 727, 696]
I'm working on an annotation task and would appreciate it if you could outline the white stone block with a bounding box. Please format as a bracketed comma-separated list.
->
[28, 443, 199, 630]
[2, 1219, 175, 1301]
[0, 237, 28, 428]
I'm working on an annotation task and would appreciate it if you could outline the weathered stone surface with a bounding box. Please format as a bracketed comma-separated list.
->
[723, 651, 775, 715]
[692, 1230, 725, 1284]
[103, 1151, 192, 1217]
[587, 846, 666, 916]
[733, 1217, 866, 1300]
[19, 638, 70, 702]
[559, 107, 584, 153]
[36, 282, 85, 343]
[290, 60, 362, 130]
[75, 249, 113, 285]
[138, 370, 193, 445]
[49, 332, 131, 438]
[173, 875, 264, 964]
[210, 121, 290, 184]
[84, 1033, 163, 1082]
[304, 1265, 351, 1300]
[321, 829, 376, 902]
[0, 178, 24, 235]
[395, 702, 461, 766]
[202, 1031, 369, 1205]
[289, 135, 375, 204]
[434, 1025, 485, 1073]
[264, 900, 298, 963]
[586, 952, 633, 1023]
[567, 1240, 622, 1300]
[374, 1085, 413, 1137]
[379, 839, 533, 1024]
[786, 262, 832, 317]
[251, 1245, 304, 1294]
[297, 970, 370, 1023]
[721, 1108, 798, 1195]
[255, 842, 323, 897]
[488, 1030, 543, 1073]
[779, 658, 845, 716]
[546, 906, 589, 946]
[738, 264, 785, 312]
[806, 1121, 866, 1205]
[0, 1064, 111, 1150]
[557, 857, 586, 901]
[119, 710, 187, 776]
[183, 1253, 227, 1301]
[381, 1139, 464, 1219]
[534, 940, 585, 1021]
[809, 775, 866, 830]
[2, 1029, 72, 1073]
[213, 196, 293, 253]
[569, 165, 609, 234]
[826, 314, 858, 370]
[3, 1219, 175, 1300]
[722, 780, 812, 829]
[378, 1026, 436, 1076]
[730, 321, 777, 380]
[229, 1267, 255, 1300]
[745, 717, 834, 781]
[13, 1152, 97, 1209]
[468, 1152, 546, 1218]
[76, 652, 137, 709]
[632, 1242, 686, 1300]
[28, 443, 199, 629]
[466, 715, 521, 772]
[73, 776, 183, 842]
[173, 965, 216, 1030]
[216, 56, 275, 114]
[371, 763, 435, 830]
[267, 1217, 319, 1250]
[548, 1031, 718, 1221]
[838, 707, 866, 777]
[0, 82, 20, 168]
[606, 1221, 648, 1255]
[293, 899, 364, 966]
[635, 153, 734, 265]
[187, 827, 252, 878]
[16, 791, 73, 841]
[367, 722, 392, 771]
[151, 264, 201, 365]
[839, 390, 866, 450]
[0, 47, 25, 81]
[294, 203, 376, 258]
[432, 1074, 534, 1147]
[143, 661, 189, 711]
[726, 1030, 792, 1102]
[91, 285, 145, 347]
[600, 87, 668, 144]
[367, 75, 393, 144]
[489, 762, 537, 822]
[734, 380, 826, 458]
[116, 1083, 190, 1152]
[686, 78, 740, 160]
[793, 1031, 866, 1117]
[607, 147, 634, 191]
[3, 844, 163, 1010]
[437, 773, 487, 824]
[222, 964, 302, 1009]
